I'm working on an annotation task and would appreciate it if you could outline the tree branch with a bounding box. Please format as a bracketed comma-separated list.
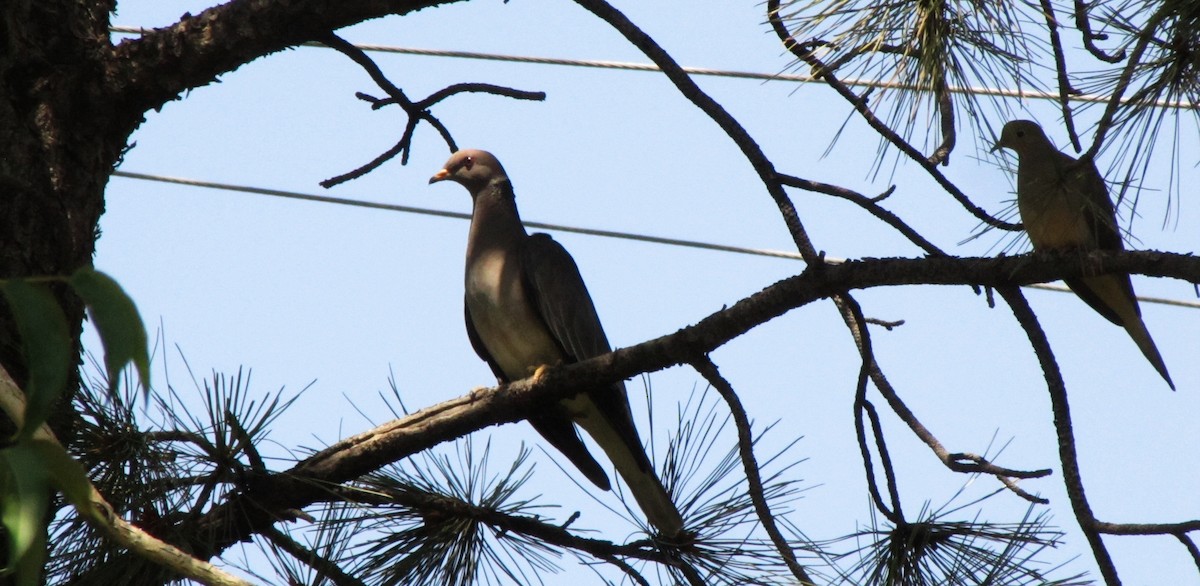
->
[690, 357, 815, 585]
[776, 173, 946, 257]
[1074, 0, 1126, 63]
[318, 33, 545, 187]
[1085, 6, 1170, 161]
[260, 525, 366, 586]
[0, 366, 255, 586]
[571, 0, 820, 263]
[1038, 0, 1082, 151]
[999, 288, 1120, 584]
[180, 250, 1200, 560]
[765, 0, 1019, 232]
[106, 0, 458, 131]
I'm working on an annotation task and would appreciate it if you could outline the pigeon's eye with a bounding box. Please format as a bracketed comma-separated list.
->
[1016, 130, 1025, 138]
[462, 156, 475, 170]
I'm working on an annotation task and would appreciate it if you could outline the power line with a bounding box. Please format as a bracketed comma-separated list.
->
[108, 25, 1197, 110]
[111, 171, 807, 260]
[110, 170, 1200, 310]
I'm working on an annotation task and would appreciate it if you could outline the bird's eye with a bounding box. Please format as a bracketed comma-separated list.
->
[1016, 130, 1025, 138]
[463, 156, 474, 170]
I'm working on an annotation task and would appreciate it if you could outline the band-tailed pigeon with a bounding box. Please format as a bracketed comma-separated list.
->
[429, 149, 685, 535]
[994, 120, 1174, 389]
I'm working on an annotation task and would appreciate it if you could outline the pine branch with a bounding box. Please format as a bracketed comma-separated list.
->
[179, 249, 1200, 562]
[0, 365, 255, 586]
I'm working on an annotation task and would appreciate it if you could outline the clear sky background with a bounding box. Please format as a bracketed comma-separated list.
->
[96, 1, 1199, 583]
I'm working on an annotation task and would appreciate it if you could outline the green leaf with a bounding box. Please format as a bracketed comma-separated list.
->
[29, 439, 99, 522]
[0, 444, 50, 585]
[69, 269, 150, 398]
[1, 280, 70, 440]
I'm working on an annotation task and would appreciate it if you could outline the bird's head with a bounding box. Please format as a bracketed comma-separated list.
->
[429, 149, 507, 194]
[992, 120, 1049, 156]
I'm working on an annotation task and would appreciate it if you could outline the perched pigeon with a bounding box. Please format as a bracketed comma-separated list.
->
[994, 120, 1173, 389]
[430, 149, 685, 535]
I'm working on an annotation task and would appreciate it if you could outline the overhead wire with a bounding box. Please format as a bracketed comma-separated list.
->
[106, 26, 1198, 309]
[110, 170, 1200, 310]
[107, 25, 1198, 110]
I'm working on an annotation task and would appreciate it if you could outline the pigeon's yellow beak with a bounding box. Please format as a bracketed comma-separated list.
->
[429, 168, 451, 184]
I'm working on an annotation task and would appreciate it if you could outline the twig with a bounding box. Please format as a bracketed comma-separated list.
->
[844, 296, 904, 523]
[929, 82, 956, 166]
[765, 0, 1019, 232]
[594, 553, 653, 586]
[1085, 7, 1168, 161]
[863, 317, 905, 330]
[998, 287, 1120, 584]
[1176, 532, 1200, 575]
[1094, 520, 1200, 535]
[261, 525, 366, 586]
[572, 0, 820, 263]
[1074, 0, 1126, 63]
[856, 396, 905, 524]
[775, 173, 946, 256]
[690, 356, 816, 585]
[318, 33, 545, 188]
[1039, 0, 1082, 151]
[836, 291, 1052, 503]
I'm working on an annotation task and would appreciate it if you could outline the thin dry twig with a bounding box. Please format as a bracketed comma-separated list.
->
[1084, 7, 1169, 161]
[998, 287, 1120, 584]
[929, 83, 956, 166]
[261, 525, 366, 586]
[1176, 532, 1200, 575]
[1039, 0, 1083, 151]
[766, 0, 1019, 232]
[831, 287, 1052, 502]
[572, 0, 820, 263]
[690, 356, 815, 586]
[1094, 520, 1200, 535]
[1074, 0, 1127, 63]
[776, 173, 947, 256]
[317, 33, 545, 188]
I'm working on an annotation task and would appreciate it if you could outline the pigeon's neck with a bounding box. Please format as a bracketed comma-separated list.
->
[1019, 139, 1063, 162]
[1017, 144, 1074, 185]
[466, 179, 526, 261]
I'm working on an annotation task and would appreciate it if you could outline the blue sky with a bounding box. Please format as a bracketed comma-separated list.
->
[95, 1, 1200, 583]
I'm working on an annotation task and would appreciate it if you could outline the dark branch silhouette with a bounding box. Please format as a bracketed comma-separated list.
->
[691, 357, 815, 585]
[1000, 287, 1120, 584]
[176, 249, 1198, 562]
[1039, 0, 1083, 151]
[318, 33, 545, 187]
[1073, 0, 1127, 63]
[765, 0, 1020, 232]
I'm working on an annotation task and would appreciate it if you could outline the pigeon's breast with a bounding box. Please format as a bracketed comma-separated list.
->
[1018, 174, 1094, 250]
[466, 249, 563, 380]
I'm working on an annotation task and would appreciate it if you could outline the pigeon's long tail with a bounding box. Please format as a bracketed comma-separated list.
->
[1123, 313, 1175, 390]
[570, 395, 684, 537]
[1071, 274, 1175, 390]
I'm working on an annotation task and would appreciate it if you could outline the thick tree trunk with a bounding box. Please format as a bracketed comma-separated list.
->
[0, 2, 454, 581]
[0, 2, 135, 440]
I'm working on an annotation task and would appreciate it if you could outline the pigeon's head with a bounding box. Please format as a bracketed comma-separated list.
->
[992, 120, 1049, 155]
[429, 149, 507, 194]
